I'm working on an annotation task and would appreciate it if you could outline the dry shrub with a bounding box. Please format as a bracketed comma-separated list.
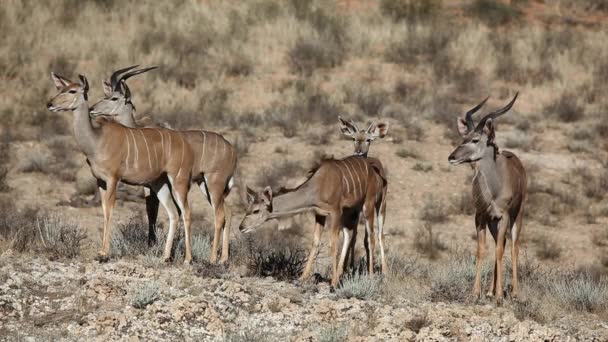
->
[276, 80, 344, 128]
[534, 235, 562, 261]
[405, 312, 431, 333]
[288, 38, 346, 76]
[413, 223, 447, 260]
[248, 245, 306, 281]
[430, 252, 487, 303]
[254, 159, 304, 190]
[396, 148, 420, 159]
[17, 150, 50, 174]
[344, 86, 391, 117]
[412, 162, 433, 173]
[469, 0, 522, 26]
[335, 273, 381, 300]
[380, 0, 442, 22]
[0, 143, 9, 192]
[385, 26, 454, 66]
[548, 269, 608, 313]
[37, 215, 87, 259]
[544, 92, 584, 123]
[419, 194, 449, 223]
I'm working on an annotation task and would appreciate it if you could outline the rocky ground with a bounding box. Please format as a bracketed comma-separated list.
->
[0, 252, 606, 341]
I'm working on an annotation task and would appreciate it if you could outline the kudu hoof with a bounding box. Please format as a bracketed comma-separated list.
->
[94, 254, 110, 263]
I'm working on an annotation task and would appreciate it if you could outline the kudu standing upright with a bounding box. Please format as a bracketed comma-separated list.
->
[90, 66, 238, 264]
[448, 93, 527, 304]
[239, 155, 386, 287]
[338, 116, 389, 273]
[47, 73, 196, 263]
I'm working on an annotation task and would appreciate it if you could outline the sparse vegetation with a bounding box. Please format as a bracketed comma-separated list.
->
[318, 325, 348, 342]
[544, 93, 584, 123]
[535, 235, 562, 261]
[335, 273, 381, 300]
[248, 245, 306, 281]
[396, 148, 420, 159]
[419, 194, 449, 223]
[130, 281, 160, 309]
[37, 215, 87, 259]
[405, 312, 431, 333]
[413, 223, 447, 260]
[548, 270, 608, 313]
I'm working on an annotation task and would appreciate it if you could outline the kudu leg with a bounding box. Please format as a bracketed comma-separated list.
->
[98, 178, 117, 261]
[473, 214, 487, 298]
[486, 220, 499, 298]
[301, 215, 325, 281]
[329, 213, 343, 288]
[363, 205, 376, 275]
[171, 180, 192, 265]
[144, 187, 160, 246]
[494, 217, 509, 305]
[337, 227, 352, 277]
[376, 199, 387, 274]
[511, 211, 524, 297]
[155, 183, 179, 262]
[202, 176, 232, 264]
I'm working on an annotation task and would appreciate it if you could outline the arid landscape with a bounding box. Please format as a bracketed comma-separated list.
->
[1, 0, 607, 340]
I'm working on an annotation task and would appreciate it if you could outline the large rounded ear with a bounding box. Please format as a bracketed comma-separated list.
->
[246, 186, 256, 204]
[369, 121, 389, 139]
[262, 186, 273, 207]
[102, 80, 113, 97]
[51, 72, 71, 90]
[456, 117, 470, 137]
[338, 116, 358, 138]
[484, 118, 495, 142]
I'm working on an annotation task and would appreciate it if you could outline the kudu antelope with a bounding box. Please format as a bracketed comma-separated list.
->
[447, 93, 526, 304]
[47, 73, 196, 264]
[239, 156, 386, 287]
[338, 116, 389, 273]
[90, 66, 237, 264]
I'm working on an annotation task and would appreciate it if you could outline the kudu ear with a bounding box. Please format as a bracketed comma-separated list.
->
[51, 72, 71, 90]
[246, 186, 256, 204]
[338, 116, 358, 137]
[484, 118, 496, 142]
[102, 80, 113, 97]
[456, 117, 470, 137]
[369, 121, 389, 139]
[262, 186, 273, 207]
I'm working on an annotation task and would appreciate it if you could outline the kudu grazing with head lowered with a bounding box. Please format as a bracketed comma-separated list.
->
[338, 116, 389, 273]
[448, 93, 527, 304]
[90, 66, 238, 264]
[239, 155, 387, 287]
[47, 73, 196, 263]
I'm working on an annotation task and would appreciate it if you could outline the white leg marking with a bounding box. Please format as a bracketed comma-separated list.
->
[227, 176, 234, 191]
[139, 130, 152, 169]
[144, 187, 151, 197]
[511, 223, 518, 242]
[338, 227, 351, 272]
[157, 184, 179, 259]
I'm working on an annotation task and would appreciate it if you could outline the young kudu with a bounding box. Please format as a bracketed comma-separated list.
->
[47, 73, 195, 264]
[90, 66, 238, 264]
[338, 116, 389, 273]
[239, 156, 386, 287]
[448, 93, 527, 304]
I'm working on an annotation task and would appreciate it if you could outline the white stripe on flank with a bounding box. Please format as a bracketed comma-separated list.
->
[349, 159, 363, 197]
[128, 129, 139, 167]
[211, 134, 217, 166]
[177, 134, 185, 179]
[168, 131, 172, 157]
[125, 128, 131, 171]
[343, 160, 356, 197]
[337, 162, 350, 193]
[139, 130, 152, 169]
[363, 159, 368, 177]
[201, 131, 206, 169]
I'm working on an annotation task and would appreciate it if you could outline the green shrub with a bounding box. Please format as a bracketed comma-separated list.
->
[335, 273, 381, 300]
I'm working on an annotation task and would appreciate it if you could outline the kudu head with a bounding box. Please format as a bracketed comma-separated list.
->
[338, 116, 389, 157]
[47, 73, 89, 112]
[448, 93, 519, 165]
[89, 65, 157, 117]
[239, 186, 273, 233]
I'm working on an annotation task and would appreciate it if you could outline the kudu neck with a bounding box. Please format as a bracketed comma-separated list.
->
[474, 145, 500, 183]
[73, 100, 99, 157]
[267, 183, 317, 220]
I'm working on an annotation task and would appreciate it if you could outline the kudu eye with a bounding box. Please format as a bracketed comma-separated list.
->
[252, 209, 260, 214]
[68, 90, 77, 94]
[111, 97, 119, 101]
[471, 138, 480, 143]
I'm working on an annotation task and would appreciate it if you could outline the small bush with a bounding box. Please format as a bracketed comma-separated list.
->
[255, 159, 304, 190]
[130, 281, 160, 309]
[548, 270, 608, 313]
[405, 122, 425, 142]
[544, 93, 584, 123]
[469, 0, 522, 26]
[396, 148, 420, 159]
[335, 273, 381, 300]
[248, 246, 306, 281]
[37, 215, 87, 259]
[191, 234, 211, 261]
[380, 0, 441, 22]
[110, 216, 149, 257]
[288, 37, 346, 76]
[223, 53, 253, 77]
[17, 150, 50, 173]
[419, 194, 449, 223]
[512, 295, 545, 323]
[412, 162, 433, 172]
[405, 312, 431, 333]
[430, 252, 488, 302]
[534, 236, 562, 261]
[413, 223, 447, 260]
[318, 325, 348, 342]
